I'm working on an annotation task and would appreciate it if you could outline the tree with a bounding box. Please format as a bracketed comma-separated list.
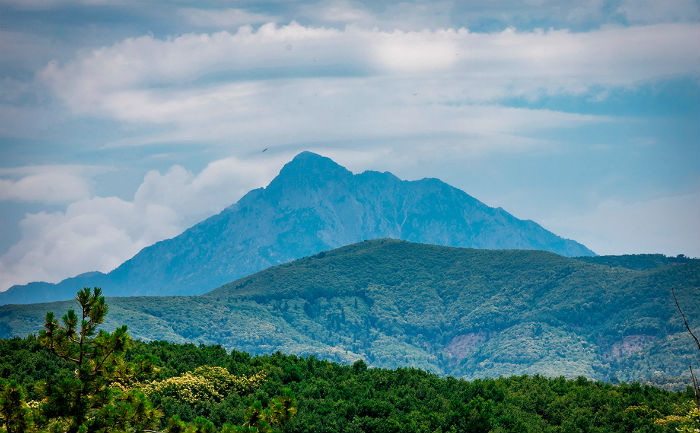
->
[0, 380, 31, 433]
[36, 287, 160, 433]
[228, 391, 297, 433]
[672, 288, 700, 433]
[672, 288, 700, 410]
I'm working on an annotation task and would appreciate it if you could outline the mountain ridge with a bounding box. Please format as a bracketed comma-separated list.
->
[1, 239, 696, 385]
[1, 151, 594, 305]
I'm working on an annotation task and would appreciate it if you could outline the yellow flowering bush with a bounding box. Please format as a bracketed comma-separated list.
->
[143, 366, 266, 404]
[654, 404, 700, 432]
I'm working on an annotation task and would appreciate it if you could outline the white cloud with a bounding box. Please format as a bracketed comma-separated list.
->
[0, 172, 89, 204]
[0, 164, 104, 176]
[89, 76, 607, 153]
[36, 22, 699, 150]
[618, 0, 700, 24]
[0, 165, 104, 204]
[41, 23, 700, 109]
[301, 0, 378, 26]
[541, 192, 700, 257]
[178, 7, 278, 29]
[566, 0, 606, 23]
[0, 198, 171, 291]
[0, 0, 120, 9]
[297, 0, 456, 31]
[133, 155, 285, 223]
[373, 29, 459, 72]
[0, 154, 285, 290]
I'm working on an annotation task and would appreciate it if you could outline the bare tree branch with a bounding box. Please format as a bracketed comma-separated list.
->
[673, 287, 700, 411]
[672, 288, 700, 357]
[691, 365, 699, 410]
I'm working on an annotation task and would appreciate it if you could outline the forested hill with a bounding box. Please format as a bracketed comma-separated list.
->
[0, 337, 695, 432]
[1, 151, 593, 305]
[1, 239, 697, 385]
[574, 253, 696, 271]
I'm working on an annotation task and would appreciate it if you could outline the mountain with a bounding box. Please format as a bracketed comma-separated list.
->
[1, 239, 697, 385]
[0, 151, 594, 305]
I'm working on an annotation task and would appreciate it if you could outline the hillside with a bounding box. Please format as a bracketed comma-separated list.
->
[574, 254, 695, 271]
[1, 239, 696, 384]
[0, 151, 593, 305]
[1, 336, 694, 432]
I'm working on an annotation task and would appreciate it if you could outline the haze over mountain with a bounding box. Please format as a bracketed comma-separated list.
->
[1, 240, 696, 385]
[0, 152, 594, 305]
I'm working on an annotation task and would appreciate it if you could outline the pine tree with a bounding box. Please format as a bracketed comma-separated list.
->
[36, 287, 160, 433]
[0, 380, 32, 433]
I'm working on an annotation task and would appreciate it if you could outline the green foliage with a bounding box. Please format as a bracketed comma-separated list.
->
[2, 334, 696, 432]
[34, 287, 160, 433]
[678, 407, 700, 432]
[574, 253, 695, 271]
[228, 391, 296, 433]
[653, 404, 700, 432]
[2, 241, 697, 384]
[1, 242, 698, 385]
[0, 380, 32, 433]
[164, 415, 217, 433]
[1, 243, 699, 432]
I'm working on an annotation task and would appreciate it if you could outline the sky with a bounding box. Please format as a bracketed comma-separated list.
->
[0, 0, 698, 291]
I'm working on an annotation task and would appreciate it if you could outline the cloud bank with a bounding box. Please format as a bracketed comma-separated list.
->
[0, 170, 90, 204]
[37, 22, 698, 149]
[542, 192, 700, 257]
[43, 23, 700, 105]
[0, 155, 285, 290]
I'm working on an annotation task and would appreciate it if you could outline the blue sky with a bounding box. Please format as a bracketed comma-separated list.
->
[0, 0, 698, 290]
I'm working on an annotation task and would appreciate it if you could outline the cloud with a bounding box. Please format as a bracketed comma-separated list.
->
[541, 192, 700, 257]
[36, 22, 700, 152]
[0, 30, 67, 77]
[0, 0, 120, 10]
[372, 30, 459, 72]
[40, 23, 699, 130]
[89, 76, 608, 153]
[0, 197, 173, 291]
[178, 7, 278, 29]
[300, 0, 378, 26]
[42, 23, 700, 109]
[617, 0, 700, 24]
[0, 166, 103, 204]
[133, 155, 285, 223]
[566, 0, 606, 24]
[0, 154, 286, 290]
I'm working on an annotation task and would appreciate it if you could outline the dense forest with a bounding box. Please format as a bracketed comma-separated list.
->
[1, 288, 699, 432]
[2, 336, 699, 432]
[573, 254, 696, 271]
[2, 240, 698, 385]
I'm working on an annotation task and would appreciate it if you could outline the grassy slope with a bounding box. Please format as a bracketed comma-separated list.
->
[0, 239, 697, 384]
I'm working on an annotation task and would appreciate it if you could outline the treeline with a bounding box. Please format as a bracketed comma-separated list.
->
[1, 334, 698, 432]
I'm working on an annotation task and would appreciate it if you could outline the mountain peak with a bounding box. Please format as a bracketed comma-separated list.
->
[286, 151, 347, 172]
[269, 151, 352, 190]
[1, 151, 596, 305]
[292, 150, 326, 161]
